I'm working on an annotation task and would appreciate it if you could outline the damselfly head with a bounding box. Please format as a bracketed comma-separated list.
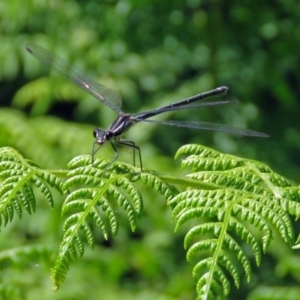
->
[93, 129, 107, 145]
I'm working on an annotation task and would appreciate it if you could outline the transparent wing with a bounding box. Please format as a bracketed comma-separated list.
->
[140, 119, 269, 137]
[25, 43, 122, 113]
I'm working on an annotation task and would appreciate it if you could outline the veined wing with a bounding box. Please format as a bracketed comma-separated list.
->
[25, 43, 122, 113]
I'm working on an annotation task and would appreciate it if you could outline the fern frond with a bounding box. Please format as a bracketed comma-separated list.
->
[51, 156, 143, 289]
[0, 147, 66, 228]
[171, 144, 300, 299]
[2, 142, 300, 299]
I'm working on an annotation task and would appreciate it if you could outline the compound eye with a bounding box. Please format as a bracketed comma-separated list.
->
[93, 129, 97, 138]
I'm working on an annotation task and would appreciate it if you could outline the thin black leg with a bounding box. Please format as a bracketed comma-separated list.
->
[91, 139, 143, 171]
[91, 142, 103, 165]
[116, 139, 143, 170]
[108, 141, 119, 167]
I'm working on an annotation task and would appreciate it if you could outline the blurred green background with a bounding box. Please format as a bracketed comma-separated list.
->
[1, 1, 300, 299]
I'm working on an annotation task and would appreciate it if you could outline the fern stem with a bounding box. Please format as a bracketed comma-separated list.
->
[158, 174, 221, 190]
